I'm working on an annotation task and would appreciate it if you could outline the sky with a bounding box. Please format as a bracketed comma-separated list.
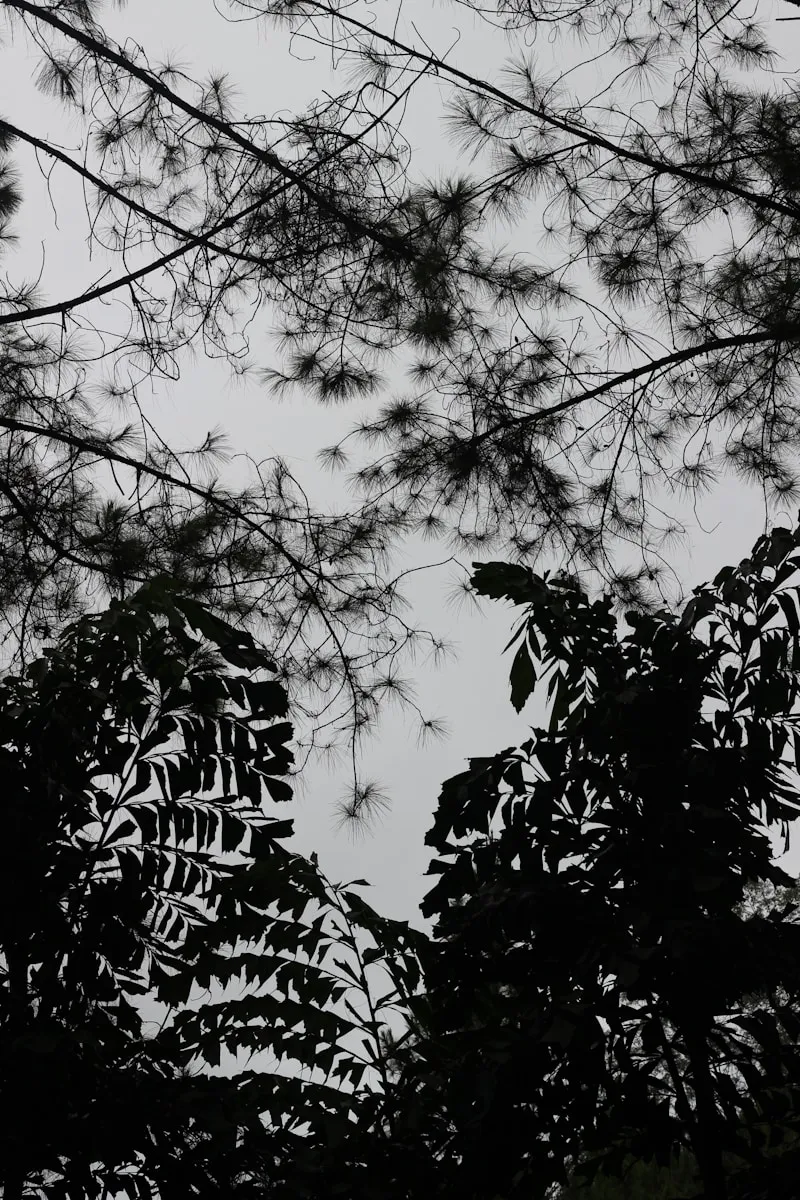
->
[1, 0, 799, 925]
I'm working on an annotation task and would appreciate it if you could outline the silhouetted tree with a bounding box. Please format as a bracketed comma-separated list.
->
[4, 0, 800, 811]
[0, 0, 453, 815]
[0, 579, 427, 1199]
[243, 0, 800, 607]
[411, 520, 800, 1200]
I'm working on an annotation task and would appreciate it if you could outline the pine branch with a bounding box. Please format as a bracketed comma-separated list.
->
[298, 0, 800, 224]
[0, 75, 411, 327]
[4, 0, 415, 260]
[473, 327, 788, 445]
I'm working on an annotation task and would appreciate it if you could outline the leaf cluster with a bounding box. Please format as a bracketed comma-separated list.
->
[0, 578, 429, 1199]
[410, 519, 800, 1199]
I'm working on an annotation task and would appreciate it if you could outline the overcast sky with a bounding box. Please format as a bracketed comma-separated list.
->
[2, 0, 799, 923]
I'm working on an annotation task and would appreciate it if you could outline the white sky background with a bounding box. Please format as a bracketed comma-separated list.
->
[2, 0, 800, 924]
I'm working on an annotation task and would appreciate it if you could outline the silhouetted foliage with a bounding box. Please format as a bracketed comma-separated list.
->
[0, 580, 428, 1200]
[245, 0, 800, 606]
[554, 876, 800, 1199]
[8, 1, 800, 1190]
[412, 520, 800, 1200]
[5, 0, 800, 804]
[9, 508, 800, 1200]
[0, 1, 453, 813]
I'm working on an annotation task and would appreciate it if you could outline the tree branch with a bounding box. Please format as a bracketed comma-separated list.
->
[296, 0, 800, 225]
[472, 328, 787, 446]
[0, 71, 412, 327]
[4, 0, 414, 260]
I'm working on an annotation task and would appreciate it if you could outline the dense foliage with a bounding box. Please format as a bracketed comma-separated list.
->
[7, 2, 800, 1195]
[7, 526, 800, 1199]
[410, 520, 800, 1200]
[0, 580, 426, 1200]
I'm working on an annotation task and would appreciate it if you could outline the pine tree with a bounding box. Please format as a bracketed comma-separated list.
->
[5, 0, 800, 804]
[229, 0, 800, 602]
[0, 0, 449, 809]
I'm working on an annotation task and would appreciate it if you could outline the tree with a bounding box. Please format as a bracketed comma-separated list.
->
[409, 519, 800, 1200]
[223, 0, 800, 605]
[4, 0, 800, 809]
[552, 879, 800, 1200]
[0, 578, 428, 1199]
[0, 0, 452, 814]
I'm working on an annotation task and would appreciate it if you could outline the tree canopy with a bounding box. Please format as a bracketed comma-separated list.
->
[7, 2, 800, 1196]
[0, 578, 427, 1200]
[3, 0, 800, 812]
[411, 519, 800, 1200]
[7, 524, 800, 1199]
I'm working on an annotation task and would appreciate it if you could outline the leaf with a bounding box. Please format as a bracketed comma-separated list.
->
[107, 817, 137, 844]
[471, 561, 546, 605]
[174, 596, 267, 668]
[509, 639, 536, 712]
[243, 678, 288, 717]
[263, 776, 293, 804]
